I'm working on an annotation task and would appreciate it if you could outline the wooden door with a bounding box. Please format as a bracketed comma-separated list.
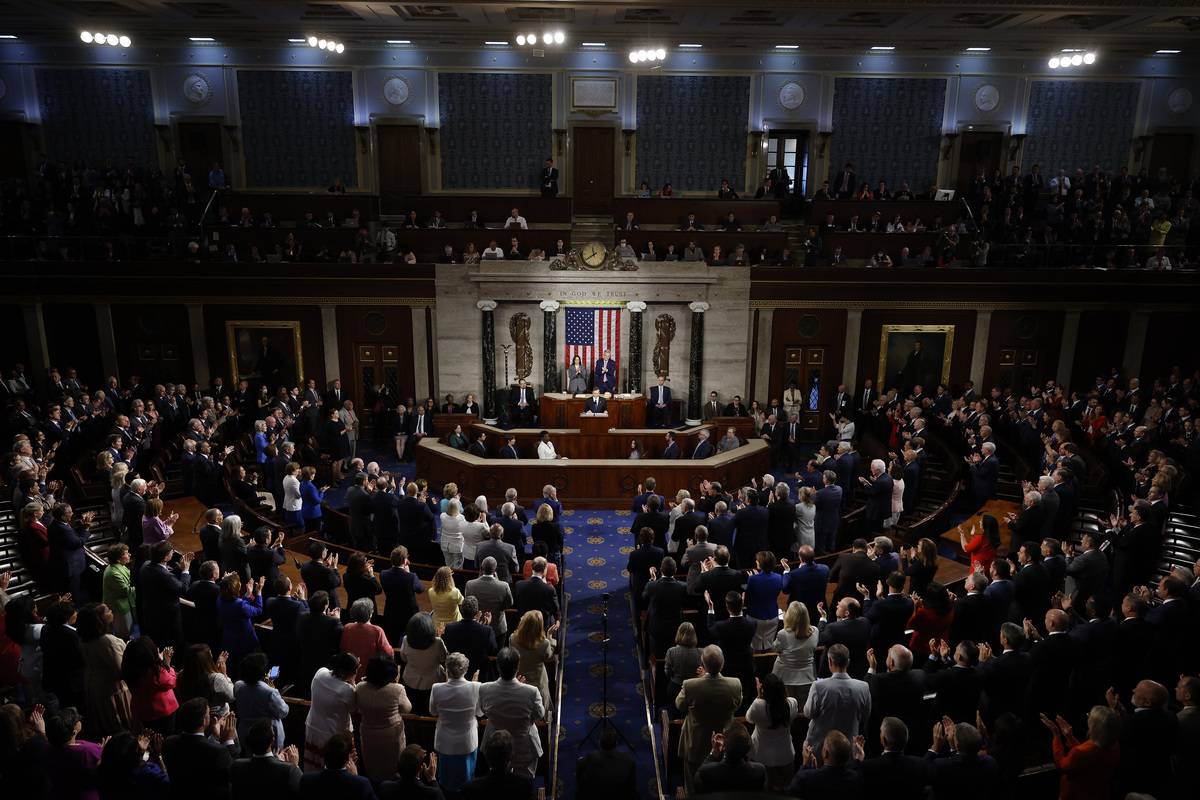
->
[572, 127, 614, 214]
[177, 121, 224, 177]
[377, 125, 422, 203]
[1149, 133, 1194, 182]
[956, 131, 1004, 194]
[0, 121, 28, 180]
[354, 342, 405, 437]
[784, 347, 825, 432]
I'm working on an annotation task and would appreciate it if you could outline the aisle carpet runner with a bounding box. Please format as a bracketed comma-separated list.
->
[555, 508, 659, 798]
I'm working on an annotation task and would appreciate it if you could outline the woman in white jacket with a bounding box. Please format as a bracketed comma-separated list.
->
[439, 498, 466, 568]
[428, 652, 483, 792]
[282, 461, 303, 528]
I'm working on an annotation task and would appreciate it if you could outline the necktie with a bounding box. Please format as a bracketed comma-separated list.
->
[863, 390, 868, 407]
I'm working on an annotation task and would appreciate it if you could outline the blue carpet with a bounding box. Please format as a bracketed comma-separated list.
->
[556, 508, 659, 799]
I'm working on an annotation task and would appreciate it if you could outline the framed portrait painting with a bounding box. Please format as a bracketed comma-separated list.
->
[225, 320, 303, 390]
[878, 325, 955, 393]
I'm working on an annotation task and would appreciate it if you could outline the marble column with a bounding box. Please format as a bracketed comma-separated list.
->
[1122, 311, 1149, 379]
[185, 304, 210, 387]
[478, 300, 498, 421]
[540, 300, 560, 393]
[94, 303, 119, 380]
[969, 310, 992, 390]
[1056, 310, 1081, 388]
[626, 301, 647, 394]
[320, 304, 341, 383]
[843, 309, 863, 387]
[686, 301, 709, 424]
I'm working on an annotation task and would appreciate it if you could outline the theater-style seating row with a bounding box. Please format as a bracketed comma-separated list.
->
[613, 198, 782, 228]
[610, 231, 790, 259]
[218, 190, 381, 224]
[382, 194, 574, 225]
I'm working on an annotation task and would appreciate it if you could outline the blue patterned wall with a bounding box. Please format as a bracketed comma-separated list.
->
[36, 68, 156, 166]
[635, 75, 750, 191]
[1024, 80, 1139, 174]
[237, 70, 357, 188]
[829, 77, 947, 191]
[437, 73, 552, 189]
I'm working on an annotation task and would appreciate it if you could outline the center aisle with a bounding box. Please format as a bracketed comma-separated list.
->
[555, 508, 659, 798]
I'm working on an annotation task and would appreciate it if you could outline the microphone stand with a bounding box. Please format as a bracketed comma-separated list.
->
[578, 591, 635, 753]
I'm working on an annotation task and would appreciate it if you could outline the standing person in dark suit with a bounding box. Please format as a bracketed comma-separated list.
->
[368, 478, 401, 556]
[864, 646, 927, 756]
[440, 595, 498, 682]
[1108, 502, 1160, 594]
[161, 698, 239, 800]
[1109, 679, 1178, 800]
[1062, 531, 1107, 609]
[345, 472, 373, 551]
[924, 640, 984, 725]
[783, 545, 830, 622]
[298, 732, 375, 800]
[925, 721, 998, 798]
[862, 573, 915, 656]
[122, 477, 150, 548]
[627, 528, 665, 620]
[707, 591, 757, 712]
[380, 546, 424, 646]
[832, 162, 857, 199]
[461, 730, 535, 800]
[858, 459, 893, 535]
[540, 157, 559, 198]
[860, 717, 931, 797]
[817, 597, 871, 678]
[575, 727, 638, 800]
[299, 542, 342, 611]
[509, 379, 536, 426]
[140, 541, 193, 648]
[295, 591, 344, 699]
[231, 719, 303, 799]
[583, 387, 608, 415]
[644, 557, 687, 658]
[829, 539, 877, 603]
[397, 481, 436, 550]
[976, 623, 1033, 724]
[1024, 609, 1079, 718]
[732, 488, 768, 569]
[813, 470, 843, 554]
[966, 442, 999, 503]
[632, 495, 670, 551]
[264, 576, 309, 687]
[47, 503, 95, 600]
[514, 557, 559, 625]
[199, 508, 224, 565]
[766, 483, 798, 560]
[948, 573, 994, 647]
[593, 350, 617, 395]
[856, 379, 878, 417]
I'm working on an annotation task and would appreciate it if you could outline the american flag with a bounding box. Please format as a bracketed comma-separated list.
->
[565, 307, 620, 390]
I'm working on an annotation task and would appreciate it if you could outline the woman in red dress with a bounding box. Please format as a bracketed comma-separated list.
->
[906, 581, 954, 658]
[19, 504, 50, 588]
[960, 514, 1001, 576]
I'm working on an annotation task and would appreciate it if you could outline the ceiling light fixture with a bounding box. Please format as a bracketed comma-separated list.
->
[679, 43, 702, 49]
[484, 41, 508, 46]
[82, 31, 132, 47]
[628, 46, 667, 64]
[1155, 49, 1180, 55]
[965, 47, 991, 52]
[581, 42, 606, 47]
[775, 45, 799, 50]
[308, 36, 346, 54]
[0, 35, 18, 40]
[871, 45, 895, 51]
[189, 37, 214, 42]
[1048, 51, 1096, 69]
[288, 38, 306, 43]
[517, 30, 565, 48]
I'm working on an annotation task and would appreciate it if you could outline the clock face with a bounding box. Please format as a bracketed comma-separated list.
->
[1168, 87, 1193, 114]
[974, 84, 1000, 113]
[581, 241, 607, 267]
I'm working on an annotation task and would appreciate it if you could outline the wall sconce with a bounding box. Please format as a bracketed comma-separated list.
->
[553, 128, 566, 157]
[424, 127, 439, 157]
[622, 128, 636, 156]
[816, 131, 832, 157]
[1008, 133, 1026, 161]
[748, 130, 764, 158]
[1133, 135, 1153, 163]
[940, 132, 959, 161]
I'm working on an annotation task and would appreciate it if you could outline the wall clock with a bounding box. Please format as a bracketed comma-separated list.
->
[1168, 87, 1192, 114]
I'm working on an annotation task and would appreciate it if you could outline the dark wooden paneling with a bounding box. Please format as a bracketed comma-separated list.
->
[982, 310, 1064, 392]
[1140, 312, 1195, 381]
[395, 229, 572, 261]
[809, 200, 954, 225]
[1071, 310, 1128, 389]
[219, 191, 379, 223]
[112, 304, 195, 388]
[857, 310, 976, 394]
[768, 309, 847, 404]
[613, 198, 780, 227]
[612, 230, 787, 258]
[42, 303, 103, 389]
[335, 306, 416, 406]
[0, 304, 29, 372]
[821, 231, 938, 259]
[377, 125, 422, 196]
[202, 305, 326, 388]
[573, 127, 615, 215]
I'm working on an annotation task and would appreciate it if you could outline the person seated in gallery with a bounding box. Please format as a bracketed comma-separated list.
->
[616, 211, 640, 231]
[583, 388, 608, 415]
[717, 178, 739, 200]
[679, 213, 705, 232]
[499, 435, 521, 459]
[510, 379, 536, 426]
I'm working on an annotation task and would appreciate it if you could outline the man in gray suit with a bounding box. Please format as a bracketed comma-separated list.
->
[803, 643, 872, 750]
[682, 526, 718, 595]
[475, 523, 519, 583]
[465, 556, 514, 639]
[676, 644, 743, 794]
[479, 647, 546, 778]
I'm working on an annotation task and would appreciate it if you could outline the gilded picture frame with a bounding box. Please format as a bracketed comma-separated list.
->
[225, 320, 304, 389]
[877, 324, 955, 392]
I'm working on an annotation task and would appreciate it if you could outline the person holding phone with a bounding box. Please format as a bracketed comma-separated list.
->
[234, 652, 289, 753]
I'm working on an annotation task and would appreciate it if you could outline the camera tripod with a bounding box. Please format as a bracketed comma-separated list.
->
[578, 591, 636, 752]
